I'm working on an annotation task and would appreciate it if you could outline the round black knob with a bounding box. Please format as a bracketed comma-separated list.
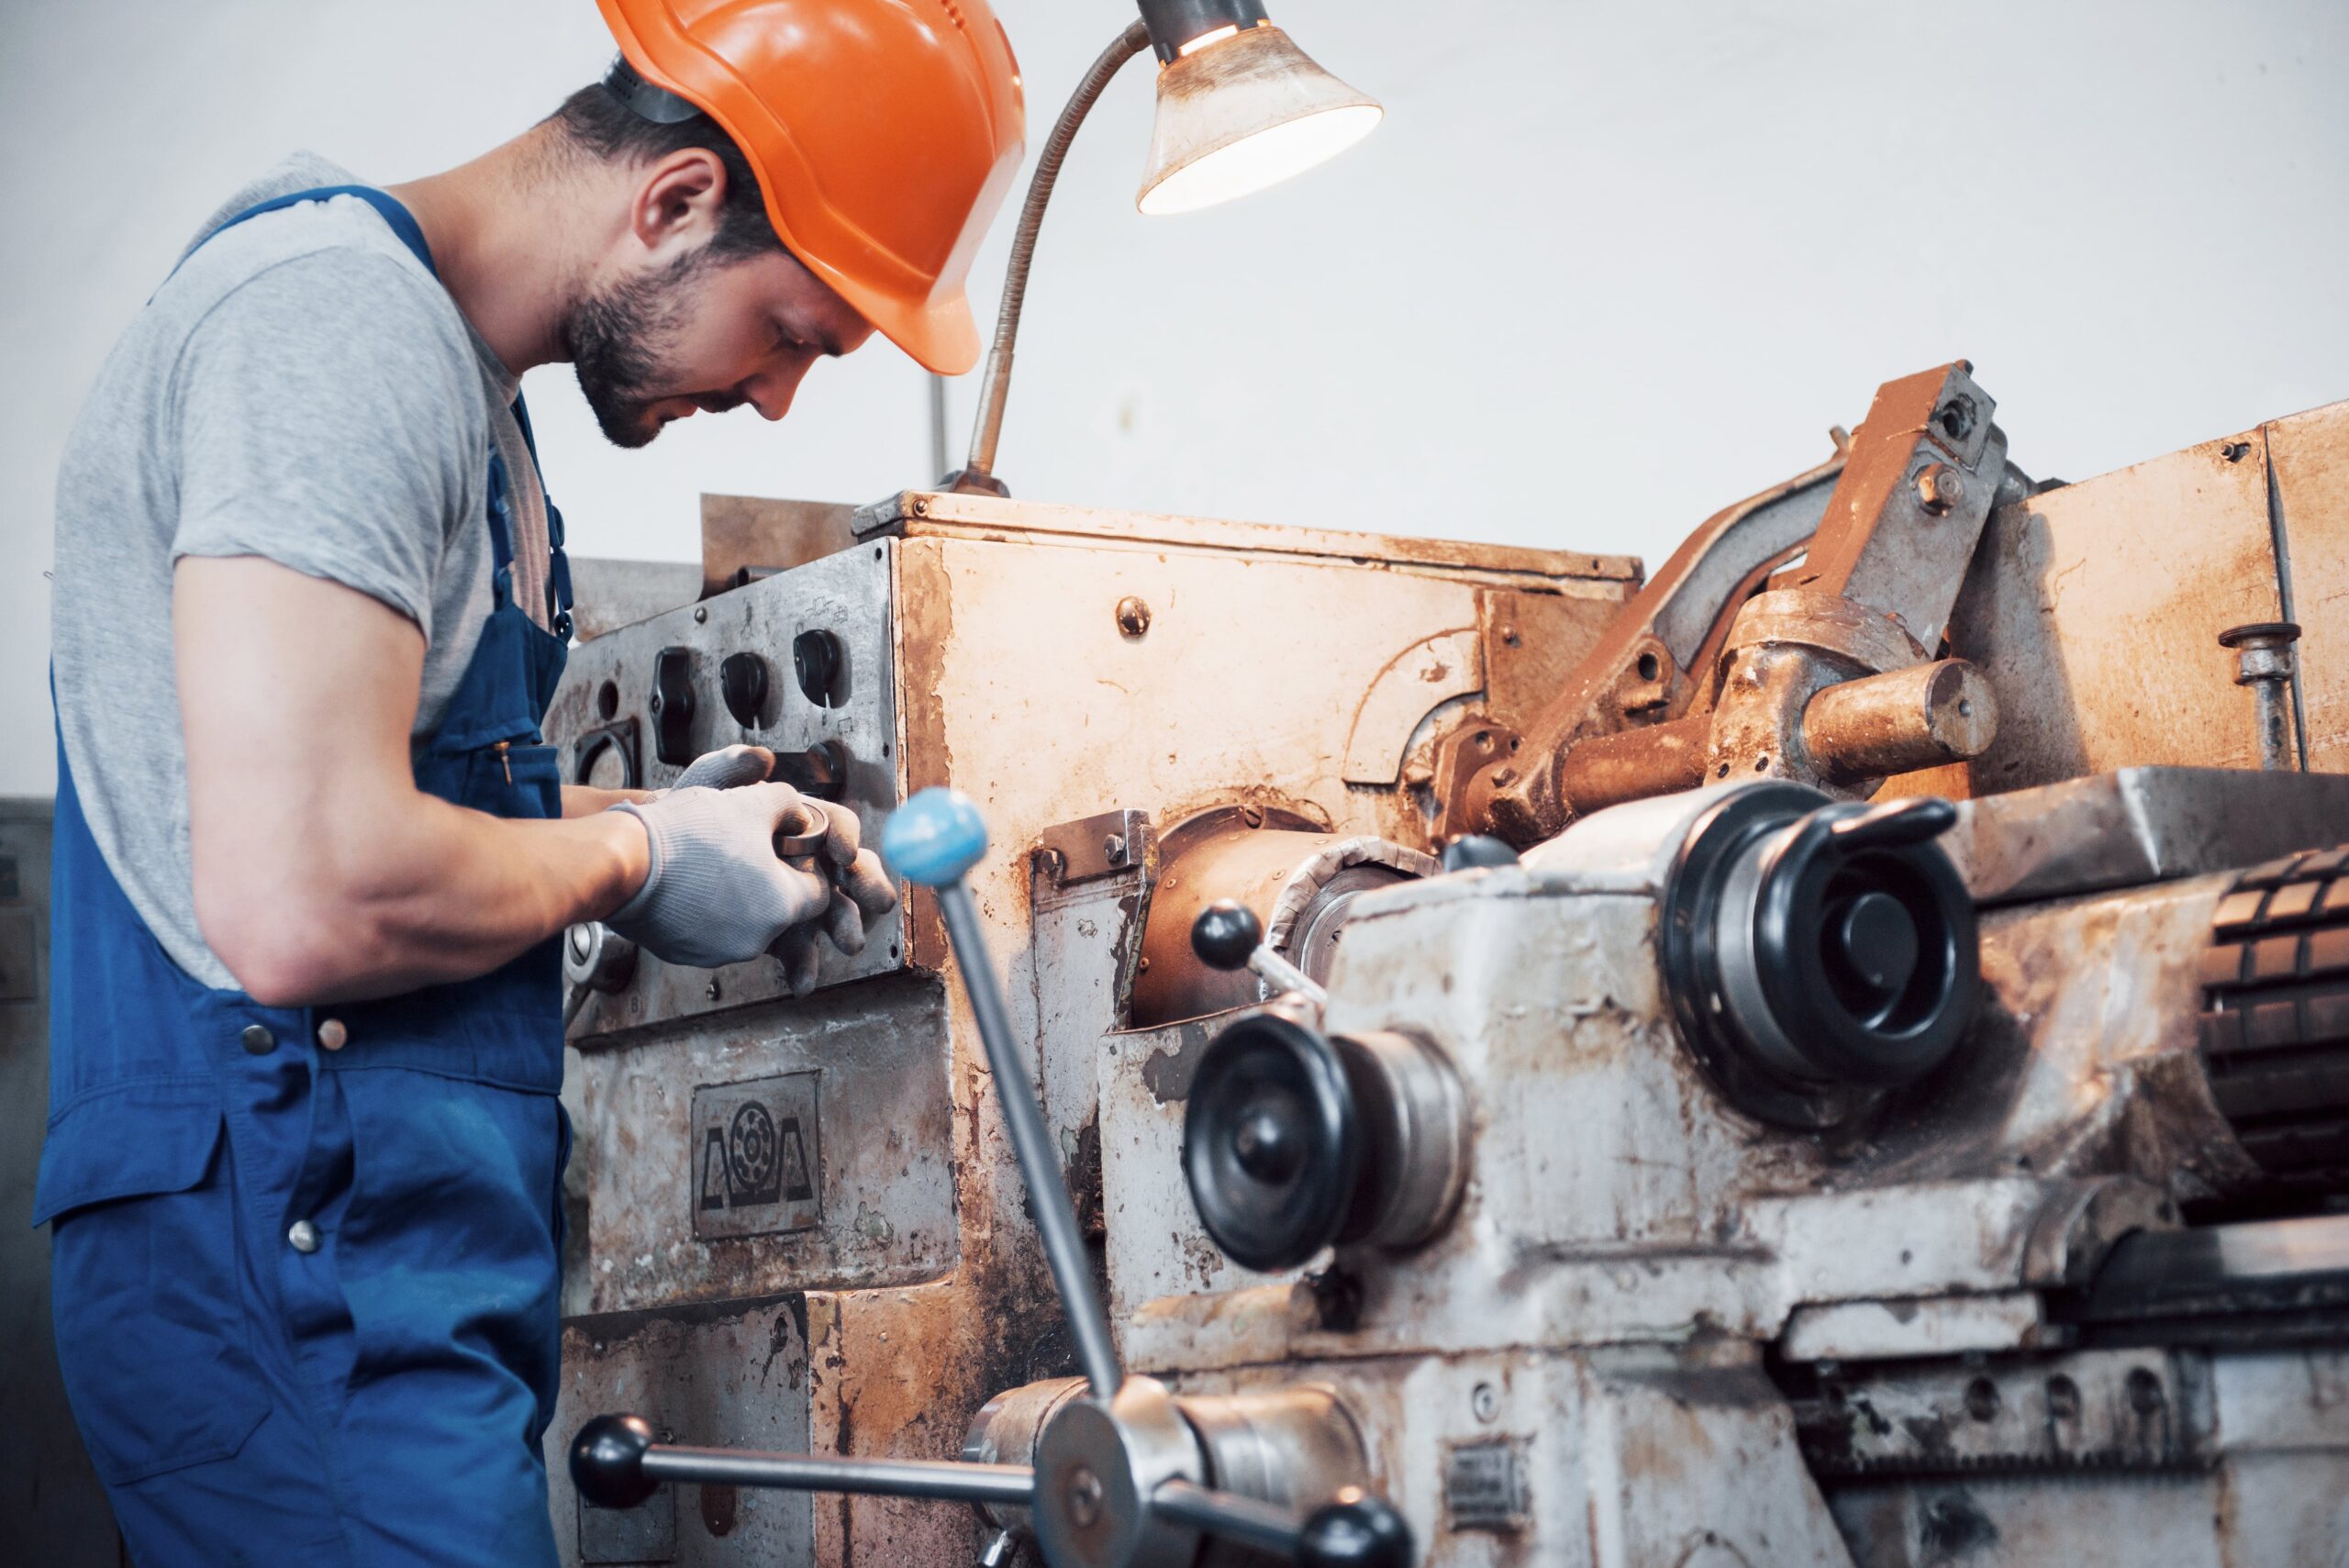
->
[719, 652, 770, 727]
[1659, 783, 1979, 1130]
[1191, 899, 1264, 972]
[1184, 1012, 1359, 1272]
[570, 1414, 658, 1509]
[1440, 835, 1520, 873]
[1298, 1489, 1414, 1568]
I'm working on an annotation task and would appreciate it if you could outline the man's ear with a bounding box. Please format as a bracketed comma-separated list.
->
[629, 148, 728, 259]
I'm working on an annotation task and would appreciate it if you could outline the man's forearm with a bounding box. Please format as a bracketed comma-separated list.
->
[204, 782, 651, 1006]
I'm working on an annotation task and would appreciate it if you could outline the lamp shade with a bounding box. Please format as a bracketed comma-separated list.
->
[1136, 24, 1381, 216]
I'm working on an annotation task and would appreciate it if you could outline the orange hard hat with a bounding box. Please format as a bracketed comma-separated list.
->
[596, 0, 1026, 374]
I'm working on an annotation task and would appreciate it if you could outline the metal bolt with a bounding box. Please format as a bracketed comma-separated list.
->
[1102, 834, 1128, 866]
[1914, 462, 1965, 515]
[1965, 1376, 2000, 1422]
[1115, 596, 1152, 638]
[1036, 846, 1067, 882]
[706, 978, 723, 1002]
[2125, 1366, 2165, 1415]
[913, 495, 931, 516]
[1066, 1467, 1105, 1528]
[694, 606, 708, 624]
[2219, 622, 2301, 772]
[977, 1529, 1018, 1568]
[287, 1219, 320, 1254]
[1471, 1383, 1501, 1423]
[2045, 1374, 2081, 1420]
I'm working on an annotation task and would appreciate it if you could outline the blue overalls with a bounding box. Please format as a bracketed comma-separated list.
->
[37, 186, 579, 1565]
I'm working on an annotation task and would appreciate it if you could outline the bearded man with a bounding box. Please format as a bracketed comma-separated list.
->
[36, 4, 1023, 1561]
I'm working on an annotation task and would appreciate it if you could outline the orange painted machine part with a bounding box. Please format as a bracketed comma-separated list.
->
[597, 0, 1026, 375]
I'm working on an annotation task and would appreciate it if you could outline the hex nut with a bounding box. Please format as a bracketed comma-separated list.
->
[1914, 462, 1965, 515]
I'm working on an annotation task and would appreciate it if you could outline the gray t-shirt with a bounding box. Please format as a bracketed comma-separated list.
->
[52, 152, 554, 989]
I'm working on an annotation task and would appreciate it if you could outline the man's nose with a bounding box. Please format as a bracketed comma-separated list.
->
[742, 361, 810, 423]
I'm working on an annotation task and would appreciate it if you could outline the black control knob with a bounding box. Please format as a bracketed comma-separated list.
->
[570, 1414, 658, 1509]
[1191, 899, 1264, 972]
[1298, 1489, 1414, 1568]
[1183, 1012, 1359, 1271]
[1660, 784, 1979, 1130]
[719, 652, 769, 728]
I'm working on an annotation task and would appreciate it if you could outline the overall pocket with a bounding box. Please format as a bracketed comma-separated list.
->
[43, 1092, 271, 1485]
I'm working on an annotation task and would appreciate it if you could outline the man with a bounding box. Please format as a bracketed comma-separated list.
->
[37, 2, 1023, 1562]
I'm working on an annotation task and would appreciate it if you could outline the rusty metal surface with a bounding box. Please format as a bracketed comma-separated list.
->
[549, 542, 907, 1034]
[2266, 398, 2349, 773]
[1925, 429, 2289, 794]
[1553, 713, 1709, 816]
[699, 495, 859, 600]
[853, 488, 1642, 589]
[1474, 588, 1623, 734]
[1483, 443, 1844, 840]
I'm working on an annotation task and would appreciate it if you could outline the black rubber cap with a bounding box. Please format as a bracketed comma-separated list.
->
[1192, 899, 1264, 972]
[1298, 1489, 1414, 1568]
[1184, 1012, 1359, 1272]
[570, 1414, 658, 1509]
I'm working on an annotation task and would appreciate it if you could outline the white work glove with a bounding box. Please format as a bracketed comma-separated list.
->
[668, 744, 776, 793]
[608, 746, 899, 987]
[607, 783, 834, 968]
[770, 799, 899, 995]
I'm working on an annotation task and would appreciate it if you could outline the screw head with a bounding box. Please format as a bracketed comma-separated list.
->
[706, 978, 723, 1001]
[1471, 1383, 1501, 1422]
[1102, 833, 1128, 865]
[1065, 1467, 1105, 1528]
[1115, 596, 1152, 638]
[693, 605, 709, 624]
[1915, 462, 1966, 515]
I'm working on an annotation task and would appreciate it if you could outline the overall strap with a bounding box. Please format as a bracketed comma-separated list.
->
[179, 183, 439, 278]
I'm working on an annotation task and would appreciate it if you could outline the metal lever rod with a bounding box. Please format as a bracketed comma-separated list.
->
[571, 1414, 1034, 1510]
[1152, 1478, 1304, 1556]
[891, 789, 1124, 1402]
[641, 1445, 1034, 1506]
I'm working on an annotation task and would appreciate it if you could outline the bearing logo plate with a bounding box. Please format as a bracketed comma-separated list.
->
[691, 1073, 822, 1239]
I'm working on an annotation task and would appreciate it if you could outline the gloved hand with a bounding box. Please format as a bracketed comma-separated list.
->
[770, 799, 899, 995]
[669, 744, 775, 793]
[606, 783, 834, 968]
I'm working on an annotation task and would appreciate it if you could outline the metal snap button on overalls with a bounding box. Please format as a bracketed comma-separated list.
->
[286, 1220, 320, 1254]
[317, 1018, 349, 1051]
[240, 1023, 276, 1055]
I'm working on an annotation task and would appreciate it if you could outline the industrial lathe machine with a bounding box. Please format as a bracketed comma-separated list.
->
[545, 363, 2349, 1567]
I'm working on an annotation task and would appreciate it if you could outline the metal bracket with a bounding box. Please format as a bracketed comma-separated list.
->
[1034, 808, 1152, 887]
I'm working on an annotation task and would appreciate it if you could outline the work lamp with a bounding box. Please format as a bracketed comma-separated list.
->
[944, 1, 1383, 495]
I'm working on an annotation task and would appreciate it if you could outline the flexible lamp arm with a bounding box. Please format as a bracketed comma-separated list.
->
[946, 19, 1152, 496]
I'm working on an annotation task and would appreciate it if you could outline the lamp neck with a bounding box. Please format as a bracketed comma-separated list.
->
[946, 18, 1152, 497]
[1136, 0, 1271, 63]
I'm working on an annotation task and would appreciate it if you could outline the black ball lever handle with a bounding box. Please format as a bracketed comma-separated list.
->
[1192, 898, 1264, 971]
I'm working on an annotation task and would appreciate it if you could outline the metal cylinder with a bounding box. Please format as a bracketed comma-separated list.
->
[1801, 660, 1999, 784]
[1553, 715, 1711, 818]
[1334, 1030, 1469, 1252]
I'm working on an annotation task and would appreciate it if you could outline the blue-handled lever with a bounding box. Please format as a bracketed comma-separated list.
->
[570, 789, 1413, 1568]
[883, 788, 1125, 1404]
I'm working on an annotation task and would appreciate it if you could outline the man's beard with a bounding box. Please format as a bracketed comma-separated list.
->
[564, 249, 734, 449]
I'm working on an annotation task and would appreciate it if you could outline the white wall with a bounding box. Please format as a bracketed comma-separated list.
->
[5, 0, 2345, 796]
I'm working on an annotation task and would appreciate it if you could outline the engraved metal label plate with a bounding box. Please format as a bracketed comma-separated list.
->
[1443, 1440, 1529, 1532]
[691, 1073, 822, 1240]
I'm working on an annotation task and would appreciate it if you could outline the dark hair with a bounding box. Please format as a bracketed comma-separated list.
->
[550, 80, 784, 261]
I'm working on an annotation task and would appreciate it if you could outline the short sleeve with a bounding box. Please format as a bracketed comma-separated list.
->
[171, 247, 484, 640]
